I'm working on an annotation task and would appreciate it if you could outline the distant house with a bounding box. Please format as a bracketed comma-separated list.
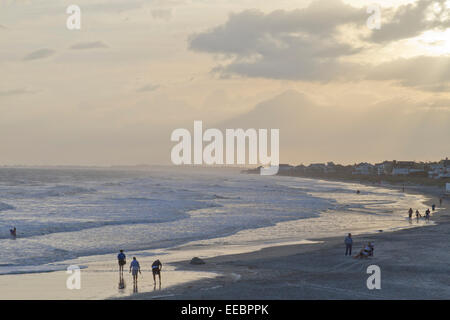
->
[392, 167, 410, 175]
[428, 158, 450, 179]
[375, 161, 394, 175]
[391, 160, 424, 176]
[352, 163, 374, 175]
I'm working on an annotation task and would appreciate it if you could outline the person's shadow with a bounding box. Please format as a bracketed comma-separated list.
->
[153, 282, 161, 291]
[118, 273, 126, 291]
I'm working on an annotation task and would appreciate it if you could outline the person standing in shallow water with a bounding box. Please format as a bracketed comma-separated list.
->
[408, 208, 413, 219]
[344, 233, 353, 256]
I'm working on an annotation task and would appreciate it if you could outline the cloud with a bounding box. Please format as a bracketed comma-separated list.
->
[0, 24, 7, 30]
[368, 0, 450, 44]
[137, 84, 160, 92]
[189, 0, 450, 90]
[23, 48, 55, 61]
[0, 88, 34, 97]
[151, 8, 173, 21]
[189, 0, 366, 81]
[70, 41, 109, 50]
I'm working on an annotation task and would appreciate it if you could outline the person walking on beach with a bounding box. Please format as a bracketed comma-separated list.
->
[117, 250, 126, 274]
[415, 210, 421, 221]
[129, 257, 141, 284]
[432, 204, 436, 212]
[345, 233, 353, 256]
[425, 209, 431, 221]
[408, 208, 413, 219]
[151, 259, 163, 287]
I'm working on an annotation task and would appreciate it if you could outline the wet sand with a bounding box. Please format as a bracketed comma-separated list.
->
[125, 188, 450, 300]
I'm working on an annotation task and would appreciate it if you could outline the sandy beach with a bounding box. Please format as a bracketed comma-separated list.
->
[123, 186, 450, 300]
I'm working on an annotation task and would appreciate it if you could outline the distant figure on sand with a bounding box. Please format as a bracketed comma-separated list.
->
[356, 190, 360, 194]
[408, 208, 413, 219]
[117, 250, 126, 274]
[129, 257, 141, 284]
[432, 204, 436, 212]
[344, 233, 353, 256]
[9, 227, 16, 238]
[440, 198, 443, 207]
[425, 209, 431, 221]
[152, 259, 163, 286]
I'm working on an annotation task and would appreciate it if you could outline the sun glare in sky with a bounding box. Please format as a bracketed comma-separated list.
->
[419, 29, 450, 54]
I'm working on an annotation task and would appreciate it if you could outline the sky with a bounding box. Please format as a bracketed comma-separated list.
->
[0, 0, 449, 166]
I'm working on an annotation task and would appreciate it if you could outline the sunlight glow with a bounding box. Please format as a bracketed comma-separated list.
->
[418, 29, 450, 55]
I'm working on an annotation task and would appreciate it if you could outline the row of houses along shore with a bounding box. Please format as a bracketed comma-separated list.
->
[245, 158, 450, 190]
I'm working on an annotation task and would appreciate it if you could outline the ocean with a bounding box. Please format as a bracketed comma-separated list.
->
[0, 166, 428, 276]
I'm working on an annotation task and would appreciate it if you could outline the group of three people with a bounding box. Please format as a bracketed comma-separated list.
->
[117, 250, 162, 285]
[408, 208, 431, 221]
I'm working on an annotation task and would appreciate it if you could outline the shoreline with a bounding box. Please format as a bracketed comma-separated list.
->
[123, 184, 450, 300]
[0, 179, 444, 299]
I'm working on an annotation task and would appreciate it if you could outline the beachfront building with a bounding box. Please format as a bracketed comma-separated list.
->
[392, 167, 410, 175]
[390, 161, 425, 176]
[375, 161, 394, 175]
[352, 163, 374, 175]
[428, 158, 450, 179]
